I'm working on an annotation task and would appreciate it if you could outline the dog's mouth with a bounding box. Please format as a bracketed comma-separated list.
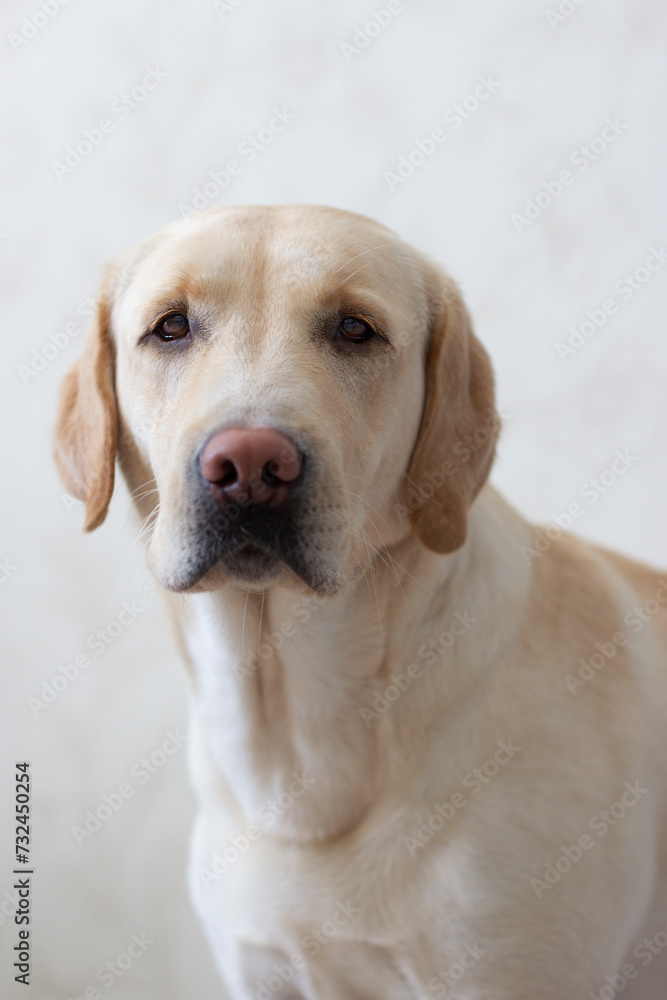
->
[217, 541, 284, 584]
[156, 487, 347, 595]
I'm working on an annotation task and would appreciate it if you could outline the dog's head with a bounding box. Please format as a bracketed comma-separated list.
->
[54, 205, 498, 595]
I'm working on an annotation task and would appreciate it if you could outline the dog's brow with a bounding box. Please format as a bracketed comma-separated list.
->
[334, 263, 377, 291]
[331, 243, 393, 276]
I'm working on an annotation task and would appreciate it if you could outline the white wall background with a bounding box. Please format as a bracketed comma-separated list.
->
[1, 1, 666, 997]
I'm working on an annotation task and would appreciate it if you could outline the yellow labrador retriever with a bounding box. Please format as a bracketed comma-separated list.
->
[55, 206, 667, 999]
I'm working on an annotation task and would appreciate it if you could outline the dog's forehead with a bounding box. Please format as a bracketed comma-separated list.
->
[118, 206, 427, 325]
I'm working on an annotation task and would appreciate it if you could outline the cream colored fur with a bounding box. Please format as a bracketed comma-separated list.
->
[55, 205, 667, 999]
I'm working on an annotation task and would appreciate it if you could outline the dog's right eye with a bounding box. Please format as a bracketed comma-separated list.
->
[153, 313, 190, 341]
[338, 316, 376, 343]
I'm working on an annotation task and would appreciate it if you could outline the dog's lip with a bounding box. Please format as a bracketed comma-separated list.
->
[222, 525, 292, 558]
[232, 539, 276, 558]
[160, 515, 342, 595]
[215, 532, 292, 575]
[224, 537, 297, 574]
[217, 537, 338, 593]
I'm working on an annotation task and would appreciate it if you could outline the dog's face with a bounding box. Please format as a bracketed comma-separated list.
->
[54, 205, 498, 595]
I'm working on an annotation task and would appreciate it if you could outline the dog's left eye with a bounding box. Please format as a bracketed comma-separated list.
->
[337, 316, 375, 343]
[154, 313, 190, 341]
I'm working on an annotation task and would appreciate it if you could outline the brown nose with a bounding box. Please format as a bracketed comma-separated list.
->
[199, 427, 302, 507]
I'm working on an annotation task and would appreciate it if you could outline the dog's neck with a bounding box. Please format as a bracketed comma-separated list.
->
[177, 488, 528, 841]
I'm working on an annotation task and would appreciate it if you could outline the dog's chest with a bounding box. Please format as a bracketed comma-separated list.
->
[184, 587, 394, 840]
[188, 801, 426, 997]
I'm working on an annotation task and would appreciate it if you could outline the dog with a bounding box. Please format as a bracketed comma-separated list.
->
[55, 205, 667, 999]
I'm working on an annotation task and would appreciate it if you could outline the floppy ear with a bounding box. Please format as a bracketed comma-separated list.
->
[54, 291, 117, 532]
[407, 272, 499, 554]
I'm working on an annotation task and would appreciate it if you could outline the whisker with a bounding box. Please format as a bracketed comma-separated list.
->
[331, 243, 393, 275]
[128, 477, 159, 500]
[338, 487, 438, 600]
